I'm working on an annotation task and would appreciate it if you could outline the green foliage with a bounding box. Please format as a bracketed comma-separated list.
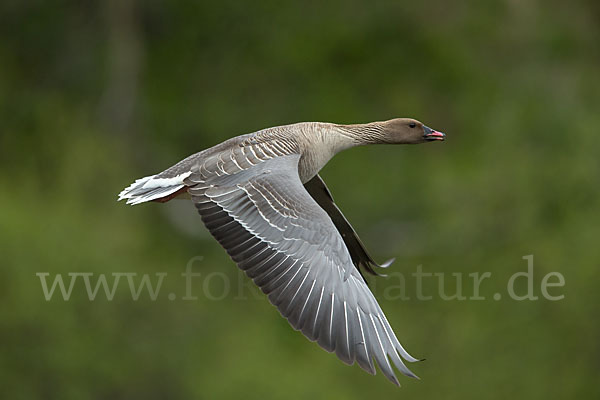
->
[1, 0, 598, 398]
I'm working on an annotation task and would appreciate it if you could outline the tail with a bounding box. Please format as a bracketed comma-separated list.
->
[118, 171, 192, 205]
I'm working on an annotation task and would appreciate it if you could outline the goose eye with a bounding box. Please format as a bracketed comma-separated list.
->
[409, 122, 416, 128]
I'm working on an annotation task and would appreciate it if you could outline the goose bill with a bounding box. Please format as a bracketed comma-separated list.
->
[423, 126, 446, 141]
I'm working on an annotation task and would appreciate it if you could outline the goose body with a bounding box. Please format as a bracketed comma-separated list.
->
[118, 118, 445, 385]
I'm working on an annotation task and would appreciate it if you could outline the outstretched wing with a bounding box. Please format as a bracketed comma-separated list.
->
[186, 153, 419, 385]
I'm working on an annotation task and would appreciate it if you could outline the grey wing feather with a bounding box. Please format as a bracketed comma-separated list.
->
[187, 153, 419, 385]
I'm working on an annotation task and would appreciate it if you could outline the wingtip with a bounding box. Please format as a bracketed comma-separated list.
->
[403, 352, 423, 364]
[379, 258, 395, 269]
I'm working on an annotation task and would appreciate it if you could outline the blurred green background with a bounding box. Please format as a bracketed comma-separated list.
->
[1, 0, 599, 398]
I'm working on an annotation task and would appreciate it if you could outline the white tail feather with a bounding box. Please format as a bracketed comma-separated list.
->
[118, 171, 191, 205]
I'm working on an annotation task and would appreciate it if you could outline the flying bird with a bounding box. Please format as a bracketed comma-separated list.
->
[118, 118, 445, 385]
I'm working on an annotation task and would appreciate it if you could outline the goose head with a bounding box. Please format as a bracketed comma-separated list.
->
[381, 118, 446, 144]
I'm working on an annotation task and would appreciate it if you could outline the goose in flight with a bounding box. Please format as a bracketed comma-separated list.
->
[118, 118, 446, 385]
